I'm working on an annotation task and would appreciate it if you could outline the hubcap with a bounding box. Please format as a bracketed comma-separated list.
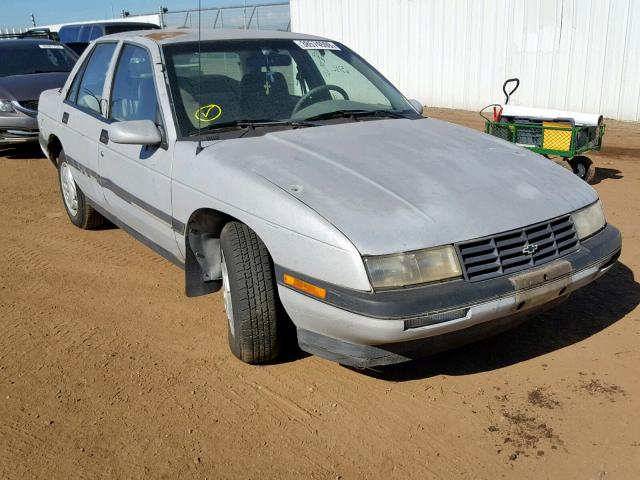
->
[60, 162, 78, 216]
[221, 251, 234, 336]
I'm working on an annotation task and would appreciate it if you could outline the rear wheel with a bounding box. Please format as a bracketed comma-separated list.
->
[58, 150, 104, 229]
[220, 221, 283, 364]
[569, 155, 595, 183]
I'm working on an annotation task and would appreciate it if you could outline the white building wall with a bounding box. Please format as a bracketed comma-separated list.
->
[291, 0, 640, 121]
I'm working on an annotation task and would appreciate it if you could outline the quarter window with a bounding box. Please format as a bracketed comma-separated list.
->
[109, 45, 159, 122]
[73, 42, 117, 114]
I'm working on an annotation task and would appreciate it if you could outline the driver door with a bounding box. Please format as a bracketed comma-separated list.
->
[99, 43, 181, 261]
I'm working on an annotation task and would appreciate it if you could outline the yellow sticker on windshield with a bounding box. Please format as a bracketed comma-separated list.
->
[195, 104, 222, 122]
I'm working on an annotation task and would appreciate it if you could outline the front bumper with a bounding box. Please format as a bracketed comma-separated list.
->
[277, 224, 622, 367]
[0, 114, 39, 144]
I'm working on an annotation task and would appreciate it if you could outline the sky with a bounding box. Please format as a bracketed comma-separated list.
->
[1, 0, 285, 29]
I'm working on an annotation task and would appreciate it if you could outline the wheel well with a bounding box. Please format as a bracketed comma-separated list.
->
[47, 135, 63, 167]
[184, 208, 236, 297]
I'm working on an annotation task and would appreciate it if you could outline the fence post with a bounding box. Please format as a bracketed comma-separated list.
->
[247, 6, 256, 29]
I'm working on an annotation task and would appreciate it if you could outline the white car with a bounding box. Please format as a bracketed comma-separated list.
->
[37, 29, 621, 367]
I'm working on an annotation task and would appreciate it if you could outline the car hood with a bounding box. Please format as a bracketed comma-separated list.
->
[206, 117, 598, 256]
[0, 72, 69, 101]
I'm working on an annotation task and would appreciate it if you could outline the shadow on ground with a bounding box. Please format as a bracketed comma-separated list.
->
[361, 262, 639, 382]
[0, 142, 46, 160]
[591, 167, 623, 185]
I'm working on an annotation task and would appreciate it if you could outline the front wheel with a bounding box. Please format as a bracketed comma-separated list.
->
[569, 155, 595, 183]
[58, 150, 104, 229]
[220, 221, 284, 364]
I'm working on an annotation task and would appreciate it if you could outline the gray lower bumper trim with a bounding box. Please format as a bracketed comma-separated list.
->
[297, 298, 564, 368]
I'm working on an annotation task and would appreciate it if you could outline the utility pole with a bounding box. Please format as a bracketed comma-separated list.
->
[243, 0, 247, 29]
[30, 13, 36, 27]
[159, 6, 168, 29]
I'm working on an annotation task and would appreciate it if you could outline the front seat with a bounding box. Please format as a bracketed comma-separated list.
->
[240, 71, 290, 120]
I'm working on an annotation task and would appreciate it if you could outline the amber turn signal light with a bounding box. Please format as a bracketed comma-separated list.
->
[283, 274, 327, 300]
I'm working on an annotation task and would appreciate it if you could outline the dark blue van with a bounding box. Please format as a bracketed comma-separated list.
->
[58, 22, 160, 55]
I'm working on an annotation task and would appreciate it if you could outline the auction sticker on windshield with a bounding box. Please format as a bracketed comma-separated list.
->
[294, 40, 340, 50]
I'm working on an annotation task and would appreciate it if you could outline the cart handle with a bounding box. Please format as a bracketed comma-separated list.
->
[503, 78, 520, 104]
[479, 104, 503, 122]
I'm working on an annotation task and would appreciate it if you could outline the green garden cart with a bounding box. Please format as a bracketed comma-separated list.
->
[481, 78, 605, 183]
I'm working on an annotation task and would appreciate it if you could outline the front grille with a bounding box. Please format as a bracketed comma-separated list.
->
[18, 100, 39, 112]
[457, 215, 579, 282]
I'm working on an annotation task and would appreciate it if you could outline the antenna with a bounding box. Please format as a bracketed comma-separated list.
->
[196, 0, 203, 154]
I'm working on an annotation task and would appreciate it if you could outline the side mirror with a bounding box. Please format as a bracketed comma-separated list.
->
[109, 120, 162, 146]
[409, 99, 424, 115]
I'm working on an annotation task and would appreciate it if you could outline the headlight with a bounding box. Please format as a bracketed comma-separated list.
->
[363, 245, 462, 289]
[0, 99, 15, 113]
[572, 200, 606, 240]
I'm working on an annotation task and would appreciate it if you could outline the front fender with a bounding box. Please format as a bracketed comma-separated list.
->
[172, 141, 371, 291]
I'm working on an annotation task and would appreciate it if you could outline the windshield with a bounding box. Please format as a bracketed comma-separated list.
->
[0, 43, 77, 77]
[163, 39, 418, 137]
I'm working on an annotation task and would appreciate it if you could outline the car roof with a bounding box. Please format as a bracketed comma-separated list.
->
[100, 28, 328, 45]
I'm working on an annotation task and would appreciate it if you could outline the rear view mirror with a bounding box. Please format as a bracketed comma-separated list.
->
[409, 99, 424, 115]
[109, 120, 162, 146]
[246, 53, 292, 69]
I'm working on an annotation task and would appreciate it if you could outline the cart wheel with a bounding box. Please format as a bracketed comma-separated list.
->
[569, 156, 595, 183]
[549, 156, 572, 172]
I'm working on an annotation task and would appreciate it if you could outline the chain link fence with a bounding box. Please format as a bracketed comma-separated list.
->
[156, 2, 290, 31]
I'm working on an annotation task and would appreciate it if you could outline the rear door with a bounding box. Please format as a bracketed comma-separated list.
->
[56, 41, 118, 206]
[99, 42, 181, 260]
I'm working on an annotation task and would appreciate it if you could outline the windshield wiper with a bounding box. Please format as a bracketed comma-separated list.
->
[188, 119, 316, 137]
[304, 109, 409, 122]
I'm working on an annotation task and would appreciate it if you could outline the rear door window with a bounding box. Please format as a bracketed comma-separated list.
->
[88, 26, 104, 41]
[59, 26, 81, 44]
[78, 25, 92, 43]
[72, 42, 117, 115]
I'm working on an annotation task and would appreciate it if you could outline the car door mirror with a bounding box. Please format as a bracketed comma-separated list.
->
[109, 120, 162, 146]
[409, 99, 424, 115]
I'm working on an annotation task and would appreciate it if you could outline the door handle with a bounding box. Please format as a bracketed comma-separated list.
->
[62, 112, 69, 124]
[99, 129, 109, 145]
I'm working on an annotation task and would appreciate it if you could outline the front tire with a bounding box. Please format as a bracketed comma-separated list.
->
[58, 150, 104, 229]
[220, 222, 283, 364]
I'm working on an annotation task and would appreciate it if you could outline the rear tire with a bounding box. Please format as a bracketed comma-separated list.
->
[58, 150, 104, 229]
[569, 155, 595, 183]
[220, 221, 283, 364]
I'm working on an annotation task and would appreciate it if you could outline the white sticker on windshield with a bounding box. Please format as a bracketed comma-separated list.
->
[294, 40, 340, 51]
[39, 44, 64, 49]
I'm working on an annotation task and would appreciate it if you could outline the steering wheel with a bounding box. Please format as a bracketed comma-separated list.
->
[292, 84, 350, 115]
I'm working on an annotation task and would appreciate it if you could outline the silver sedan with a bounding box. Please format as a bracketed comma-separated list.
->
[37, 29, 621, 367]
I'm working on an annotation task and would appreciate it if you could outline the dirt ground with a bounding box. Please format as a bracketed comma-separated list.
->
[1, 108, 639, 479]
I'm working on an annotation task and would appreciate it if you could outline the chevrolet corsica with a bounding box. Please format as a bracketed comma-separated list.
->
[37, 29, 622, 367]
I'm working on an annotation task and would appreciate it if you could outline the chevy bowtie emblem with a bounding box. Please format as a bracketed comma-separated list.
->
[522, 243, 538, 255]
